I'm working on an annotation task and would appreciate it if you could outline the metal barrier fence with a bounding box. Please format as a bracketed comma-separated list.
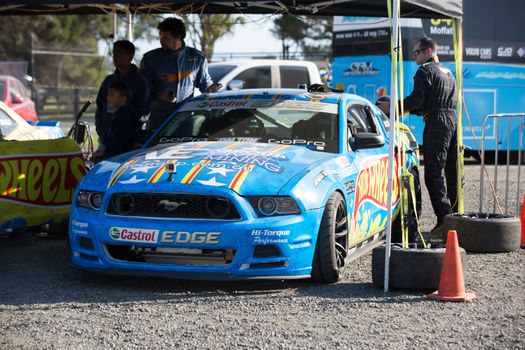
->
[479, 113, 525, 215]
[36, 86, 97, 119]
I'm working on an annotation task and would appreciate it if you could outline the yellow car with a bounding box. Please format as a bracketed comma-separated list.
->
[0, 101, 63, 141]
[0, 101, 85, 236]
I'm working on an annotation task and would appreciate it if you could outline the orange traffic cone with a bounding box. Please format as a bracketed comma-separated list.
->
[427, 230, 476, 302]
[521, 193, 525, 248]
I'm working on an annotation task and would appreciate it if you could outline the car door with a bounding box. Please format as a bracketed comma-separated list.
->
[346, 103, 390, 244]
[13, 78, 37, 121]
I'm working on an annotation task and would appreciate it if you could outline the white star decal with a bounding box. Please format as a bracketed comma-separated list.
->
[207, 167, 234, 176]
[119, 175, 146, 184]
[197, 176, 226, 187]
[130, 164, 157, 174]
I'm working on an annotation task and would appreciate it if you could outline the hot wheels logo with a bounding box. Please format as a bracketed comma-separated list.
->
[0, 153, 85, 206]
[109, 227, 159, 243]
[354, 156, 399, 211]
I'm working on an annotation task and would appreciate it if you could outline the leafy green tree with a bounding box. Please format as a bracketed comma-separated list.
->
[270, 15, 307, 59]
[301, 16, 333, 60]
[0, 15, 110, 88]
[0, 14, 159, 88]
[270, 15, 332, 60]
[183, 14, 245, 61]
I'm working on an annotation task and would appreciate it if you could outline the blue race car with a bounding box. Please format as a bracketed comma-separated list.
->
[69, 88, 420, 282]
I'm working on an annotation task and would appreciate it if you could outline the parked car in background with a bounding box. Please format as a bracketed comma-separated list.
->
[0, 100, 84, 236]
[206, 60, 322, 92]
[0, 101, 62, 141]
[0, 75, 38, 122]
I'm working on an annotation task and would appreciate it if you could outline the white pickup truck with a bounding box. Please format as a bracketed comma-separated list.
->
[206, 59, 322, 92]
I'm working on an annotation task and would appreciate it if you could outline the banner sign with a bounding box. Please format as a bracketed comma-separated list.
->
[0, 138, 85, 233]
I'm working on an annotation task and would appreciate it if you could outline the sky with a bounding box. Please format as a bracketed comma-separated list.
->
[101, 15, 283, 64]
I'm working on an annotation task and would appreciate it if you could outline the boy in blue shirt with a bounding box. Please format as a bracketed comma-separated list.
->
[100, 81, 139, 160]
[95, 40, 150, 153]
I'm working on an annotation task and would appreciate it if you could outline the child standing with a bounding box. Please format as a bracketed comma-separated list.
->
[100, 81, 140, 159]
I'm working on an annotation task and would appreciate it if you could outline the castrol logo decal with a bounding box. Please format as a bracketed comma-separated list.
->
[109, 227, 159, 243]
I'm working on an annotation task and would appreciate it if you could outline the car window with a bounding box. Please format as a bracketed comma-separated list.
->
[280, 66, 310, 88]
[9, 82, 18, 102]
[378, 110, 391, 132]
[0, 82, 6, 100]
[347, 105, 378, 134]
[0, 108, 17, 136]
[233, 66, 271, 89]
[14, 79, 29, 98]
[209, 65, 236, 83]
[149, 99, 339, 153]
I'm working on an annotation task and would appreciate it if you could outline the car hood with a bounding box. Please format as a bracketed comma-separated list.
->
[84, 142, 334, 195]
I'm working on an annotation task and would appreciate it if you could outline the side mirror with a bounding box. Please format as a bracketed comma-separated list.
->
[227, 80, 244, 90]
[353, 132, 385, 149]
[12, 95, 24, 104]
[73, 123, 86, 144]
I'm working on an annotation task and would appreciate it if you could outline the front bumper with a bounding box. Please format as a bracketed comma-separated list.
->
[69, 199, 322, 280]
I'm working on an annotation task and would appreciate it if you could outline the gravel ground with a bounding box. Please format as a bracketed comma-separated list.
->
[1, 163, 523, 349]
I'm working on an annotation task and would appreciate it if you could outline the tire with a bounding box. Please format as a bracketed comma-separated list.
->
[311, 192, 348, 283]
[442, 213, 520, 252]
[392, 168, 422, 244]
[372, 244, 467, 290]
[45, 220, 69, 238]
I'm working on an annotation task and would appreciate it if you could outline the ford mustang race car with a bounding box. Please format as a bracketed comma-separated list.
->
[69, 88, 420, 282]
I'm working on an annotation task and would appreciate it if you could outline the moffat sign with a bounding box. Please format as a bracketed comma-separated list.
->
[0, 153, 85, 206]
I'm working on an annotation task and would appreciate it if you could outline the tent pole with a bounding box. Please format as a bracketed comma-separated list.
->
[126, 7, 134, 42]
[111, 6, 117, 41]
[384, 0, 400, 293]
[454, 19, 464, 215]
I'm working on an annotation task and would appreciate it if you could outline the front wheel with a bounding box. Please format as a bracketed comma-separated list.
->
[311, 192, 349, 283]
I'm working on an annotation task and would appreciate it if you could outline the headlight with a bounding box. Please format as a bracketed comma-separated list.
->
[76, 190, 105, 210]
[248, 196, 300, 216]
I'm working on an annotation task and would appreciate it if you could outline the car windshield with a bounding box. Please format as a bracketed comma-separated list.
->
[0, 82, 5, 100]
[208, 65, 236, 82]
[148, 98, 339, 153]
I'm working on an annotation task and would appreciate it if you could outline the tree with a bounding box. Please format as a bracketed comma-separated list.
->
[0, 14, 160, 88]
[0, 15, 110, 88]
[301, 16, 333, 61]
[270, 15, 332, 61]
[270, 15, 307, 59]
[183, 14, 245, 61]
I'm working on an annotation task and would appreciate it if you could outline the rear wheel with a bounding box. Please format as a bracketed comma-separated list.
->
[392, 168, 421, 244]
[311, 192, 348, 283]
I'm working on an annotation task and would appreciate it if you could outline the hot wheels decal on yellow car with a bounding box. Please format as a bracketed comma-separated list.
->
[0, 152, 85, 207]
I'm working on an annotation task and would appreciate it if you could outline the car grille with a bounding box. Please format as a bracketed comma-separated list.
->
[106, 192, 241, 219]
[106, 244, 236, 266]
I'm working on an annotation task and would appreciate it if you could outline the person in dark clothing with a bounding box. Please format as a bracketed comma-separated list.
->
[140, 17, 221, 131]
[403, 37, 458, 233]
[95, 40, 150, 154]
[102, 81, 139, 159]
[375, 95, 391, 116]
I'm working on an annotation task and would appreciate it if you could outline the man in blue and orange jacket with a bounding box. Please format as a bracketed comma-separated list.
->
[140, 17, 221, 131]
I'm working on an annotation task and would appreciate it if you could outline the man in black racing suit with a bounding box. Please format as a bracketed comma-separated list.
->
[403, 37, 458, 233]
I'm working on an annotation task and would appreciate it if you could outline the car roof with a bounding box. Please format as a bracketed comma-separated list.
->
[209, 60, 318, 67]
[193, 88, 371, 106]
